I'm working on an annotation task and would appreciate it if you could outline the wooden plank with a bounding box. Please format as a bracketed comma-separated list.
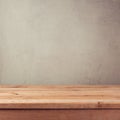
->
[0, 110, 120, 120]
[0, 86, 120, 109]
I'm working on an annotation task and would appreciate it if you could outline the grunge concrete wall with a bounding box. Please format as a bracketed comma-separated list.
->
[0, 0, 120, 84]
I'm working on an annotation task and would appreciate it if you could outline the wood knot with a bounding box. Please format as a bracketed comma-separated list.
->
[97, 101, 102, 108]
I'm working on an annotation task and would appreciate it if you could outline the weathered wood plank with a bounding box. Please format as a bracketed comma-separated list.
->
[0, 86, 119, 109]
[0, 110, 120, 120]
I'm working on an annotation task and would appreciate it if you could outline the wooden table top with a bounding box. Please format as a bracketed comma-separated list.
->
[0, 85, 120, 109]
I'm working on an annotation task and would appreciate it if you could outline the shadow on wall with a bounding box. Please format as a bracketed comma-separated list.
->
[0, 0, 120, 85]
[0, 40, 2, 83]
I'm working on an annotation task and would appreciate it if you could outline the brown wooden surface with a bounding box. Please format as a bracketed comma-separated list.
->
[0, 110, 120, 120]
[0, 85, 120, 109]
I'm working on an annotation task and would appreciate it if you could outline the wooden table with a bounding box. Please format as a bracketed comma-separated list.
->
[0, 85, 120, 120]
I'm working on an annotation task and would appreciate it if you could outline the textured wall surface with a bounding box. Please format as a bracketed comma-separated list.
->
[0, 0, 120, 85]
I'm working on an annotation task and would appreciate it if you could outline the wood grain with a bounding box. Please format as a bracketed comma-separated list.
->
[0, 85, 120, 109]
[0, 110, 120, 120]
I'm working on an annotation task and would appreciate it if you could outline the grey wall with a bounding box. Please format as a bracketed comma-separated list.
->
[0, 0, 120, 85]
